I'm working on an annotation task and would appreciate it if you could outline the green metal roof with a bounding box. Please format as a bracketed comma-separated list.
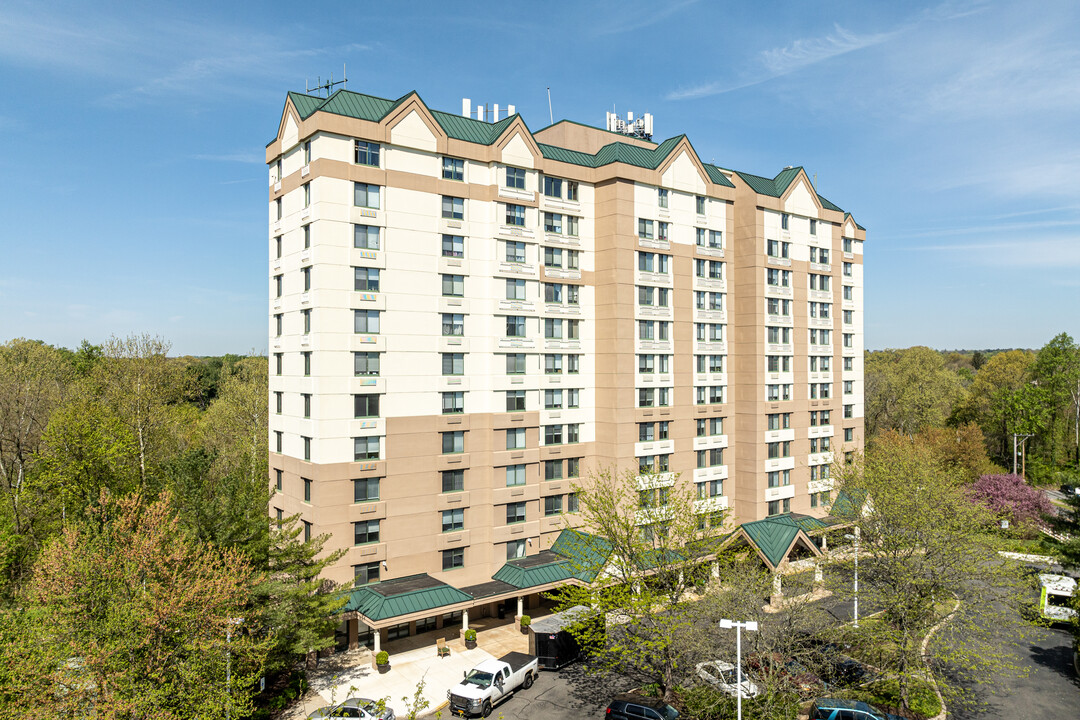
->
[772, 166, 802, 195]
[703, 163, 737, 188]
[818, 195, 843, 213]
[343, 574, 472, 621]
[492, 550, 578, 589]
[739, 515, 807, 569]
[790, 514, 832, 533]
[828, 489, 867, 520]
[432, 110, 517, 145]
[550, 529, 613, 582]
[734, 169, 784, 196]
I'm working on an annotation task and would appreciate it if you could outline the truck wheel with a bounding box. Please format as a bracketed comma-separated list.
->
[523, 672, 534, 689]
[481, 700, 492, 717]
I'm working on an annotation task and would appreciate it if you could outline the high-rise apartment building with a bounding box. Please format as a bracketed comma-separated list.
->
[266, 89, 865, 642]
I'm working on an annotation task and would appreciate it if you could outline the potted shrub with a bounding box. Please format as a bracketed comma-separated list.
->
[375, 651, 390, 673]
[464, 629, 477, 649]
[519, 615, 531, 634]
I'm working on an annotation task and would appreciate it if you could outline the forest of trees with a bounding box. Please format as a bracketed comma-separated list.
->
[864, 332, 1080, 483]
[0, 335, 342, 718]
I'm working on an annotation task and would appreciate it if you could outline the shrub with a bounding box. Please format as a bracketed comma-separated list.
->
[970, 473, 1053, 527]
[375, 651, 389, 666]
[520, 615, 531, 626]
[464, 629, 476, 642]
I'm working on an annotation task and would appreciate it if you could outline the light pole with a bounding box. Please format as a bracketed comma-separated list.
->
[226, 617, 244, 720]
[844, 527, 860, 628]
[718, 618, 758, 720]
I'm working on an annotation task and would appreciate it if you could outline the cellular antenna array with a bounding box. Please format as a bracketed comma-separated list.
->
[606, 109, 654, 141]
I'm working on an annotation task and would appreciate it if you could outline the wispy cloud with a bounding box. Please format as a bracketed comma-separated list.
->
[192, 152, 264, 164]
[595, 0, 698, 36]
[668, 23, 899, 100]
[906, 236, 1080, 268]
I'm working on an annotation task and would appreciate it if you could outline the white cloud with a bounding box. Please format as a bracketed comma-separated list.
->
[595, 0, 699, 36]
[760, 25, 899, 77]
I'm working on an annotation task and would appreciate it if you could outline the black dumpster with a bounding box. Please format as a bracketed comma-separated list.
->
[528, 605, 600, 670]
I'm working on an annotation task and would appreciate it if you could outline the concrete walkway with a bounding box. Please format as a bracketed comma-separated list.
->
[281, 619, 533, 719]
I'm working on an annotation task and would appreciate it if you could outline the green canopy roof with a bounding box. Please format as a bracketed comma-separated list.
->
[343, 574, 472, 621]
[550, 529, 614, 582]
[738, 515, 812, 569]
[492, 550, 578, 589]
[828, 489, 867, 520]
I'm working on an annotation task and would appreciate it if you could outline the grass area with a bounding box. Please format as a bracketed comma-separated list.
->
[979, 532, 1055, 556]
[849, 676, 942, 719]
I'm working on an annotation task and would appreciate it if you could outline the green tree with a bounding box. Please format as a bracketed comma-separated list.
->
[259, 515, 348, 675]
[555, 467, 730, 703]
[0, 339, 73, 592]
[830, 436, 1029, 715]
[1032, 333, 1080, 466]
[954, 349, 1036, 462]
[864, 347, 965, 437]
[2, 491, 270, 718]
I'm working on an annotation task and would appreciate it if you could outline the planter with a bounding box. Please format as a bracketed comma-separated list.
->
[377, 663, 390, 674]
[465, 640, 477, 649]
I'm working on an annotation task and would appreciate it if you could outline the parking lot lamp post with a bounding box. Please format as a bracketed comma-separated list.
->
[844, 528, 860, 628]
[718, 618, 758, 720]
[226, 617, 244, 720]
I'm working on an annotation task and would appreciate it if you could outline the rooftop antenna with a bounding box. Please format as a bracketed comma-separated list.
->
[306, 64, 348, 98]
[547, 87, 553, 125]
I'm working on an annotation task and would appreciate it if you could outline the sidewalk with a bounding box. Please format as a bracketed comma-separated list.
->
[281, 621, 531, 719]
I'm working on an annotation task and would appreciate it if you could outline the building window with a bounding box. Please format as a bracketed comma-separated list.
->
[658, 188, 668, 208]
[781, 213, 789, 230]
[506, 502, 526, 524]
[696, 417, 723, 437]
[657, 221, 670, 241]
[566, 181, 579, 201]
[696, 195, 706, 214]
[276, 198, 282, 220]
[567, 492, 579, 513]
[696, 448, 724, 469]
[544, 425, 563, 446]
[506, 464, 526, 487]
[843, 237, 854, 253]
[274, 431, 283, 453]
[354, 477, 380, 502]
[354, 520, 380, 544]
[442, 353, 465, 376]
[274, 468, 282, 491]
[506, 204, 526, 226]
[506, 428, 525, 450]
[506, 540, 526, 560]
[354, 310, 380, 334]
[300, 351, 310, 377]
[505, 166, 526, 189]
[274, 313, 282, 337]
[303, 478, 312, 502]
[767, 413, 791, 430]
[506, 353, 526, 374]
[274, 391, 282, 414]
[442, 469, 464, 493]
[442, 234, 464, 258]
[354, 561, 380, 585]
[442, 508, 464, 532]
[442, 392, 464, 414]
[442, 314, 464, 336]
[301, 308, 311, 334]
[302, 436, 311, 461]
[506, 241, 526, 263]
[544, 495, 563, 516]
[274, 235, 282, 259]
[354, 224, 380, 250]
[302, 182, 310, 208]
[354, 140, 380, 167]
[506, 316, 526, 338]
[354, 394, 380, 418]
[302, 393, 311, 418]
[843, 261, 853, 277]
[506, 278, 526, 300]
[845, 427, 855, 442]
[442, 157, 464, 181]
[543, 212, 563, 234]
[303, 521, 311, 542]
[354, 183, 380, 209]
[353, 436, 380, 460]
[354, 267, 380, 292]
[544, 460, 563, 481]
[355, 352, 380, 376]
[809, 218, 817, 235]
[442, 548, 464, 570]
[544, 389, 563, 410]
[637, 219, 655, 241]
[303, 224, 311, 249]
[442, 196, 464, 220]
[274, 274, 283, 298]
[441, 274, 465, 297]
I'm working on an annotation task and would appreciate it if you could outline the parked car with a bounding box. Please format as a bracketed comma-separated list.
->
[307, 698, 395, 720]
[694, 660, 760, 698]
[808, 697, 903, 720]
[745, 651, 825, 695]
[605, 693, 680, 720]
[807, 643, 873, 687]
[447, 651, 538, 717]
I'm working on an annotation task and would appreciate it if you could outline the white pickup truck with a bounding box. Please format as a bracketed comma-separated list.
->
[447, 651, 538, 717]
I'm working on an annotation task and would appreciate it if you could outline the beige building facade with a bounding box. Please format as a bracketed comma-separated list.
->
[266, 89, 866, 605]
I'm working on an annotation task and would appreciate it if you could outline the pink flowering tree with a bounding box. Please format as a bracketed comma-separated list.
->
[970, 473, 1053, 527]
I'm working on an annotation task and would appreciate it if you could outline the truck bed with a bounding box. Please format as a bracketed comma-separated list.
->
[498, 652, 537, 674]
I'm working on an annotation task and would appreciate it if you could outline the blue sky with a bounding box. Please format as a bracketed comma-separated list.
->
[1, 0, 1077, 355]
